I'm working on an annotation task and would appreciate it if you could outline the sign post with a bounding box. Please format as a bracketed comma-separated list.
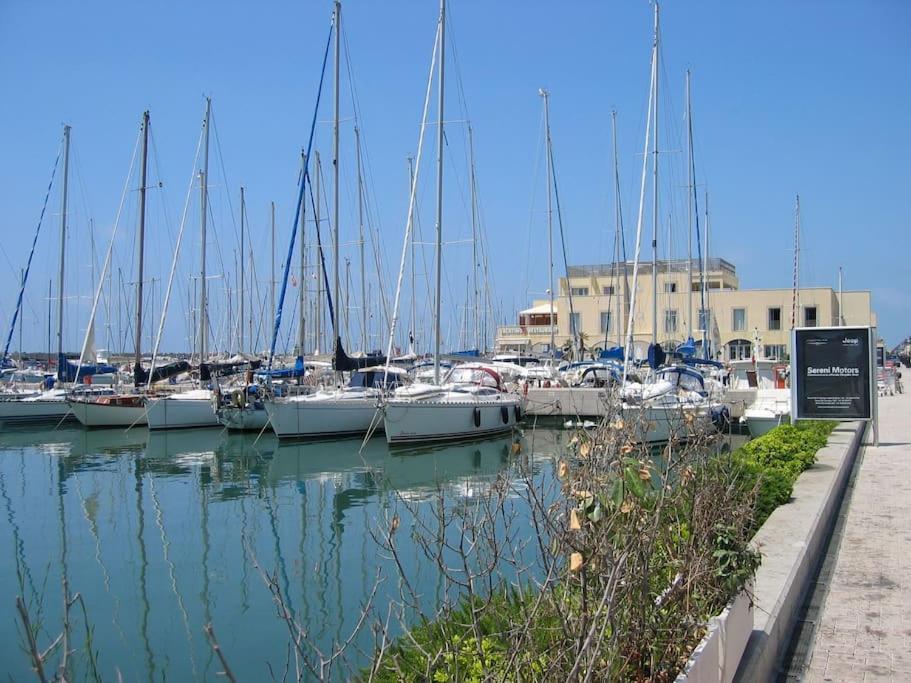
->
[791, 326, 878, 445]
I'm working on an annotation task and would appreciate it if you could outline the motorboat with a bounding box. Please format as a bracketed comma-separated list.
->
[383, 364, 523, 445]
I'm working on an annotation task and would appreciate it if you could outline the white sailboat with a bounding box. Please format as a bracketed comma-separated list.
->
[69, 112, 153, 428]
[146, 98, 220, 430]
[382, 0, 521, 446]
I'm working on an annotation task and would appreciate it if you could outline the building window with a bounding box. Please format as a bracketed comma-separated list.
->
[570, 312, 581, 334]
[732, 308, 746, 332]
[698, 308, 712, 331]
[664, 309, 678, 334]
[727, 339, 752, 360]
[570, 287, 589, 297]
[768, 307, 782, 331]
[804, 306, 818, 327]
[664, 282, 677, 293]
[764, 344, 787, 360]
[599, 311, 612, 334]
[602, 285, 615, 296]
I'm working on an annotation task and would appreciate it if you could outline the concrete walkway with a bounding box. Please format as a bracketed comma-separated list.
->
[806, 382, 911, 681]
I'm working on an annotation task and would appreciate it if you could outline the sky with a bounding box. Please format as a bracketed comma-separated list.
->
[1, 0, 909, 356]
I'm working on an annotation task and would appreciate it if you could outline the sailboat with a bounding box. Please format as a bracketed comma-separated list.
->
[0, 126, 76, 425]
[145, 98, 221, 430]
[613, 4, 724, 444]
[265, 1, 409, 439]
[69, 112, 157, 428]
[383, 0, 521, 446]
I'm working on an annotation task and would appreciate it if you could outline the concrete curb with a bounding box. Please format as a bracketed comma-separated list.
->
[733, 421, 867, 682]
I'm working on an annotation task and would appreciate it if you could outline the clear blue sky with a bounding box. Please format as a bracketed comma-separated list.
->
[1, 0, 908, 355]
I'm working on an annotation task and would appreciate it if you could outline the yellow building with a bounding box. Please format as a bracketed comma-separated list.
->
[496, 258, 876, 360]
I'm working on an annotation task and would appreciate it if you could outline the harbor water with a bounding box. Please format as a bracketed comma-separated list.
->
[0, 424, 745, 680]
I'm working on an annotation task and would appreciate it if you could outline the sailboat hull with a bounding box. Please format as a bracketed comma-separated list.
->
[618, 403, 715, 444]
[68, 397, 148, 428]
[216, 405, 270, 432]
[0, 396, 72, 426]
[146, 392, 219, 430]
[383, 395, 522, 445]
[266, 396, 381, 439]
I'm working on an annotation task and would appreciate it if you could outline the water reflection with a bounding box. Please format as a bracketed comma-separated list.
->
[0, 424, 563, 681]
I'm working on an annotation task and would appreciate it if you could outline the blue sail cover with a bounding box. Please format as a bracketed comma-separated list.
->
[599, 346, 624, 361]
[57, 353, 117, 383]
[647, 343, 666, 370]
[449, 349, 480, 357]
[256, 356, 307, 380]
[676, 337, 696, 357]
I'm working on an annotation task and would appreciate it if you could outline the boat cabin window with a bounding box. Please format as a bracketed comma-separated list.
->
[348, 370, 404, 390]
[446, 366, 500, 389]
[658, 368, 705, 394]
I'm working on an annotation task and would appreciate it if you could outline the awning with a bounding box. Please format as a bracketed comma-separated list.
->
[519, 303, 555, 316]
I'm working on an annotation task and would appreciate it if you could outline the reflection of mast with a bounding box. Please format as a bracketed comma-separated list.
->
[199, 470, 214, 674]
[0, 470, 40, 611]
[134, 457, 156, 681]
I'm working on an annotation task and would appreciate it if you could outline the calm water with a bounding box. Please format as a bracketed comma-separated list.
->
[0, 423, 566, 681]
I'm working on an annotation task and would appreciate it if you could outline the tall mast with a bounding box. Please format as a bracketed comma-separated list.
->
[356, 127, 367, 353]
[432, 0, 445, 384]
[240, 186, 245, 353]
[468, 124, 480, 351]
[199, 97, 211, 366]
[704, 190, 711, 358]
[332, 0, 342, 350]
[685, 69, 694, 337]
[56, 124, 71, 368]
[791, 194, 800, 329]
[299, 149, 307, 357]
[315, 151, 322, 353]
[408, 156, 416, 352]
[650, 1, 660, 347]
[838, 266, 843, 325]
[133, 112, 150, 385]
[270, 201, 276, 343]
[540, 88, 555, 357]
[611, 110, 624, 348]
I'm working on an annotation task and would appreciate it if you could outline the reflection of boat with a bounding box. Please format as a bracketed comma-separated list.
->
[267, 433, 516, 500]
[144, 427, 223, 463]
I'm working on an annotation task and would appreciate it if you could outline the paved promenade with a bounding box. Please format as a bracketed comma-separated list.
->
[806, 382, 911, 681]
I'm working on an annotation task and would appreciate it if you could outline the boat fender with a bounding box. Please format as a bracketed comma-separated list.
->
[232, 389, 245, 408]
[473, 407, 482, 428]
[500, 405, 509, 424]
[514, 405, 523, 422]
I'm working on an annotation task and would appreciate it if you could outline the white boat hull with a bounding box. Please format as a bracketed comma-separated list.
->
[743, 413, 788, 438]
[619, 403, 715, 444]
[68, 398, 148, 428]
[216, 405, 270, 432]
[0, 397, 71, 426]
[384, 396, 522, 445]
[146, 394, 219, 430]
[266, 396, 381, 439]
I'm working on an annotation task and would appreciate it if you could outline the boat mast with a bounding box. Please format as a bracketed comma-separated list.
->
[838, 266, 843, 325]
[468, 124, 480, 351]
[703, 190, 711, 358]
[299, 149, 307, 357]
[356, 127, 367, 353]
[650, 2, 659, 348]
[133, 111, 150, 386]
[540, 88, 555, 357]
[240, 186, 245, 353]
[315, 151, 322, 353]
[56, 125, 71, 372]
[791, 193, 800, 329]
[610, 110, 624, 349]
[270, 201, 276, 343]
[199, 97, 211, 367]
[685, 69, 694, 337]
[333, 0, 342, 353]
[408, 156, 417, 352]
[433, 0, 445, 384]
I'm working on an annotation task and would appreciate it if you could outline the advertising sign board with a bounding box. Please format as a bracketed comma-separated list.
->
[791, 326, 875, 422]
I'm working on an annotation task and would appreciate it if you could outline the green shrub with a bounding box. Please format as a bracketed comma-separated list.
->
[734, 421, 836, 530]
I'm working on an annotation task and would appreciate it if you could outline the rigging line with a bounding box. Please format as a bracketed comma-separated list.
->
[268, 16, 333, 370]
[309, 162, 336, 337]
[76, 121, 143, 377]
[149, 117, 204, 385]
[382, 15, 440, 382]
[2, 136, 62, 364]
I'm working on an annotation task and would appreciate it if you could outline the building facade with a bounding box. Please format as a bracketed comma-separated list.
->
[496, 258, 876, 361]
